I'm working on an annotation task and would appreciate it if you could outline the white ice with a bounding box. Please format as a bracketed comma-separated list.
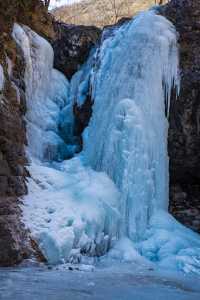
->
[12, 23, 120, 265]
[23, 157, 120, 264]
[12, 23, 70, 161]
[69, 48, 95, 108]
[84, 10, 180, 241]
[82, 11, 200, 275]
[13, 11, 200, 276]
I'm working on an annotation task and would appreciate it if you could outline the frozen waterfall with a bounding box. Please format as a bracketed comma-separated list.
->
[13, 11, 200, 274]
[12, 23, 71, 161]
[83, 11, 180, 241]
[12, 23, 120, 265]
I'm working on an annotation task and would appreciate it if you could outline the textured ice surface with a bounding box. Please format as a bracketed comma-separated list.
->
[15, 11, 200, 275]
[84, 10, 180, 241]
[69, 49, 95, 107]
[12, 23, 120, 265]
[23, 157, 120, 264]
[1, 266, 200, 300]
[137, 211, 200, 274]
[81, 11, 200, 275]
[12, 23, 70, 161]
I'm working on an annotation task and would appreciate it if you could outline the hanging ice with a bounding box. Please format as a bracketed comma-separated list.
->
[81, 11, 200, 274]
[13, 10, 200, 274]
[83, 11, 180, 241]
[12, 23, 71, 161]
[12, 23, 120, 265]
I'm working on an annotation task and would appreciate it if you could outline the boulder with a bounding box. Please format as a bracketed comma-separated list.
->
[52, 22, 101, 79]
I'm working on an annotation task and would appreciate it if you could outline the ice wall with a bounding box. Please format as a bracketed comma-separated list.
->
[12, 23, 120, 264]
[12, 24, 71, 161]
[79, 11, 200, 274]
[13, 13, 200, 274]
[83, 11, 180, 241]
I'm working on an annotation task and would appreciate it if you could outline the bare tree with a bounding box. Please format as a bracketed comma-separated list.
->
[53, 0, 168, 27]
[43, 0, 61, 9]
[44, 0, 51, 8]
[96, 0, 133, 26]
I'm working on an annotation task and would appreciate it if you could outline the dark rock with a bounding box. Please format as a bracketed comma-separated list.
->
[0, 0, 55, 266]
[160, 0, 200, 232]
[52, 22, 101, 79]
[74, 96, 93, 139]
[0, 43, 27, 198]
[0, 197, 30, 266]
[0, 22, 29, 266]
[30, 238, 47, 263]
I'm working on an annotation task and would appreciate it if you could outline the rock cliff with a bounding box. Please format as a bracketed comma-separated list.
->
[0, 0, 56, 266]
[160, 0, 200, 232]
[52, 22, 101, 79]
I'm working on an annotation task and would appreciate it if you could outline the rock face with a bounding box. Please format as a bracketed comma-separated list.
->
[0, 0, 55, 41]
[52, 22, 101, 79]
[0, 42, 29, 266]
[161, 0, 200, 232]
[0, 0, 55, 266]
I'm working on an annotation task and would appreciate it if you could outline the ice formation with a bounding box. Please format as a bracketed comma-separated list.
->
[14, 11, 200, 275]
[12, 24, 70, 161]
[0, 64, 4, 92]
[69, 48, 95, 108]
[12, 23, 120, 264]
[72, 11, 200, 274]
[24, 158, 120, 264]
[84, 11, 180, 240]
[77, 11, 200, 274]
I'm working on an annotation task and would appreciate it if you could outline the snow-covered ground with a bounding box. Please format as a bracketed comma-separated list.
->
[0, 265, 200, 300]
[23, 157, 200, 274]
[23, 157, 120, 264]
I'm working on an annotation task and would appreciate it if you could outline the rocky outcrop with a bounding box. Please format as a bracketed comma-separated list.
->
[0, 0, 55, 266]
[0, 0, 55, 41]
[0, 42, 29, 266]
[160, 0, 200, 232]
[52, 22, 101, 79]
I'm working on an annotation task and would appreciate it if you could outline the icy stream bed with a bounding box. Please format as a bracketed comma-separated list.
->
[0, 265, 200, 300]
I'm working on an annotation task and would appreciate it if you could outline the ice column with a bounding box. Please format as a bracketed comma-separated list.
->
[83, 11, 180, 241]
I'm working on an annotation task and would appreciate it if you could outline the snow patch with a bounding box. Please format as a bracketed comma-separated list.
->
[23, 157, 120, 265]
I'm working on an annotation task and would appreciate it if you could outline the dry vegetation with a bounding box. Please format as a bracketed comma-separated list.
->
[53, 0, 168, 27]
